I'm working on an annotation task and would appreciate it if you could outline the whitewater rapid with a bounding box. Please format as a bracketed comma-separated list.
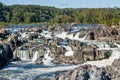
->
[2, 29, 120, 80]
[0, 61, 79, 80]
[63, 45, 74, 56]
[56, 32, 120, 67]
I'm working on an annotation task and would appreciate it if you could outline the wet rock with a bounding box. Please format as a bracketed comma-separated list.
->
[0, 44, 13, 69]
[49, 46, 66, 58]
[74, 45, 112, 64]
[13, 57, 21, 61]
[111, 28, 119, 35]
[3, 44, 13, 59]
[7, 33, 23, 50]
[90, 32, 94, 40]
[0, 28, 9, 39]
[34, 58, 43, 64]
[51, 65, 110, 80]
[107, 58, 120, 79]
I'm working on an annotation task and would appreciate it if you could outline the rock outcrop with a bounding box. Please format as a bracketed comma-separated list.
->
[106, 58, 120, 80]
[0, 44, 13, 69]
[51, 44, 112, 64]
[51, 65, 110, 80]
[51, 58, 120, 80]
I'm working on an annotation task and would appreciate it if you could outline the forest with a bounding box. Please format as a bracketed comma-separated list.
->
[0, 2, 120, 27]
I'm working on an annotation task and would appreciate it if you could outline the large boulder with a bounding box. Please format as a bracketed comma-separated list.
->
[0, 28, 9, 39]
[74, 45, 112, 64]
[0, 44, 13, 69]
[49, 46, 66, 58]
[51, 65, 110, 80]
[106, 58, 120, 79]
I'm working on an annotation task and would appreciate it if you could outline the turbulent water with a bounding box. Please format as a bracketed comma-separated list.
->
[0, 61, 79, 80]
[1, 26, 120, 80]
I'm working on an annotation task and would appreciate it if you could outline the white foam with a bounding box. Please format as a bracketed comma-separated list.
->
[114, 43, 120, 48]
[32, 51, 39, 63]
[1, 61, 79, 80]
[63, 45, 74, 56]
[20, 32, 29, 38]
[56, 32, 67, 39]
[42, 50, 54, 65]
[56, 32, 86, 41]
[74, 32, 80, 39]
[41, 30, 52, 38]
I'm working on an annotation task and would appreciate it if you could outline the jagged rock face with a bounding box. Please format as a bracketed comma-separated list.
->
[51, 44, 112, 64]
[86, 28, 111, 40]
[28, 33, 38, 40]
[78, 27, 120, 42]
[78, 28, 114, 41]
[106, 58, 120, 79]
[0, 44, 13, 69]
[0, 28, 9, 39]
[51, 65, 110, 80]
[110, 28, 119, 35]
[3, 44, 13, 60]
[7, 33, 27, 50]
[70, 40, 84, 51]
[74, 45, 112, 64]
[51, 58, 120, 80]
[49, 46, 66, 58]
[90, 32, 95, 40]
[7, 33, 19, 49]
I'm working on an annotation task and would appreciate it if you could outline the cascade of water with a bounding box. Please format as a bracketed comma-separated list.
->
[14, 49, 30, 60]
[74, 32, 80, 39]
[20, 32, 29, 39]
[41, 30, 52, 38]
[32, 51, 39, 63]
[42, 50, 54, 65]
[95, 42, 110, 49]
[63, 45, 74, 56]
[66, 33, 74, 39]
[56, 32, 67, 39]
[82, 33, 87, 40]
[74, 32, 87, 41]
[114, 43, 120, 48]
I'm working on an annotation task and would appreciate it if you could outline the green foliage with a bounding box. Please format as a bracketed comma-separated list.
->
[0, 2, 120, 27]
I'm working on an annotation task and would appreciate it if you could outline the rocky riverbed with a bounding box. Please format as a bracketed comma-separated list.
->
[0, 24, 120, 80]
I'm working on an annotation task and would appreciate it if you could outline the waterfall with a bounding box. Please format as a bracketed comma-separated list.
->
[63, 45, 74, 56]
[41, 30, 52, 38]
[82, 34, 87, 40]
[74, 32, 87, 41]
[95, 42, 110, 49]
[56, 32, 67, 39]
[114, 43, 120, 48]
[14, 48, 30, 60]
[42, 50, 53, 65]
[56, 32, 87, 41]
[74, 32, 80, 39]
[32, 51, 39, 63]
[66, 33, 74, 39]
[20, 32, 29, 39]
